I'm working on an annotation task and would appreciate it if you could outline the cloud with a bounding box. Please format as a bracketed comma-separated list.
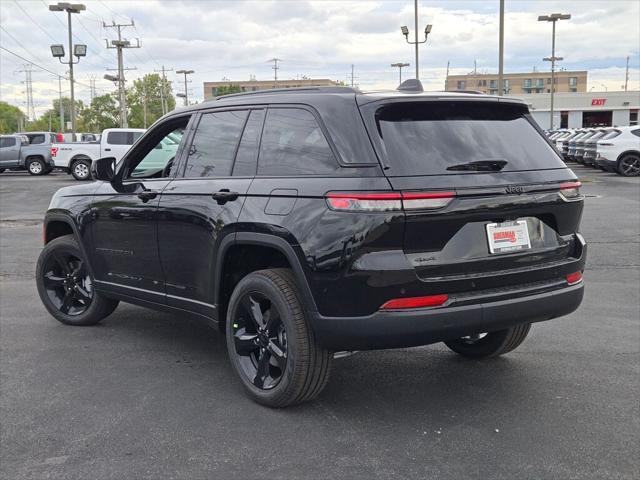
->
[1, 0, 638, 118]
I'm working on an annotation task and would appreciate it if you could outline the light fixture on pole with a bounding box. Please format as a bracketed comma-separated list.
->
[400, 0, 432, 80]
[390, 62, 410, 85]
[538, 12, 571, 129]
[49, 2, 86, 137]
[176, 69, 195, 106]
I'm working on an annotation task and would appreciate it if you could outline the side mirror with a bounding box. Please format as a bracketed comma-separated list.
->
[91, 156, 116, 182]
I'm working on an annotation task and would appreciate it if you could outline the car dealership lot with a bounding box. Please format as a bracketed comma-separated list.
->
[1, 168, 638, 479]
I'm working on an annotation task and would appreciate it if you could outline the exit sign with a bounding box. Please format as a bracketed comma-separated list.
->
[591, 98, 607, 106]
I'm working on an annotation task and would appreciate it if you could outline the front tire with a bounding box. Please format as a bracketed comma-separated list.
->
[71, 159, 91, 181]
[618, 154, 640, 177]
[27, 158, 46, 175]
[36, 235, 118, 326]
[444, 323, 531, 359]
[225, 268, 332, 407]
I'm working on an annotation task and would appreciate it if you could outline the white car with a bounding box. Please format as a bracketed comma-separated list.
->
[595, 126, 640, 176]
[51, 128, 145, 180]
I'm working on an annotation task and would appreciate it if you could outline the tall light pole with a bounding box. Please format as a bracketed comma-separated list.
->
[400, 1, 432, 80]
[538, 13, 571, 129]
[391, 62, 410, 85]
[49, 2, 86, 137]
[176, 69, 194, 106]
[498, 0, 505, 96]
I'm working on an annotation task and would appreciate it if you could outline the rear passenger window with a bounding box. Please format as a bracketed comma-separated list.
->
[184, 110, 248, 178]
[107, 131, 139, 145]
[0, 138, 16, 148]
[258, 108, 338, 176]
[233, 109, 265, 176]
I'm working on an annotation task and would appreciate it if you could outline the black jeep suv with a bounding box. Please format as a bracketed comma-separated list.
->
[36, 83, 586, 407]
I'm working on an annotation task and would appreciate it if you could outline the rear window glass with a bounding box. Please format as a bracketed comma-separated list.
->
[602, 130, 620, 139]
[107, 131, 143, 145]
[374, 102, 565, 175]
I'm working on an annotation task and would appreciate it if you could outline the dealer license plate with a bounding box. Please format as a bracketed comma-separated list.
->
[486, 220, 531, 254]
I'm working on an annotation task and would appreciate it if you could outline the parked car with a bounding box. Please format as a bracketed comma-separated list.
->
[576, 129, 608, 165]
[560, 130, 586, 161]
[568, 130, 595, 162]
[595, 126, 640, 176]
[0, 132, 56, 175]
[36, 83, 586, 407]
[582, 129, 613, 167]
[51, 128, 145, 180]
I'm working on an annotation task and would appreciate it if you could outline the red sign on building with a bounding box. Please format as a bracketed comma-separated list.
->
[591, 98, 607, 106]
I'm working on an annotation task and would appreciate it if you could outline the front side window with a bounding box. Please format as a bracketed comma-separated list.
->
[184, 110, 248, 178]
[258, 108, 338, 176]
[130, 128, 186, 178]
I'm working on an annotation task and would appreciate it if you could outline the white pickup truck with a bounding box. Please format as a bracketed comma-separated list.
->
[51, 128, 145, 180]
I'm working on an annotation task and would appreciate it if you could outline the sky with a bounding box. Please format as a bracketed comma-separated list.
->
[1, 0, 639, 119]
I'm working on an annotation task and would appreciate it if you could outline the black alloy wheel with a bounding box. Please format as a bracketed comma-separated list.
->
[618, 154, 640, 177]
[41, 250, 93, 316]
[36, 235, 119, 326]
[231, 291, 287, 390]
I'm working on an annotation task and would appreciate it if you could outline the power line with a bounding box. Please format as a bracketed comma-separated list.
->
[0, 25, 51, 66]
[12, 0, 58, 43]
[39, 0, 83, 43]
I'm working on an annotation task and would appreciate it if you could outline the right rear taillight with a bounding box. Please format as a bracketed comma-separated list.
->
[559, 181, 582, 201]
[326, 191, 455, 212]
[51, 147, 58, 157]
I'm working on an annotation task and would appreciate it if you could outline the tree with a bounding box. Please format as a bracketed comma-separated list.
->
[126, 73, 175, 128]
[0, 101, 25, 133]
[214, 85, 242, 97]
[80, 94, 119, 132]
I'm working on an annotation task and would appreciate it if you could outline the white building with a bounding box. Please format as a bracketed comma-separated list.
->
[513, 91, 639, 130]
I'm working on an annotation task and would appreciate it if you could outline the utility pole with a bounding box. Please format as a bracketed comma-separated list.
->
[88, 75, 96, 104]
[350, 64, 355, 87]
[176, 69, 194, 106]
[498, 0, 504, 96]
[624, 55, 629, 91]
[539, 13, 571, 129]
[57, 75, 64, 132]
[104, 20, 140, 128]
[49, 2, 87, 137]
[391, 62, 410, 85]
[268, 58, 281, 88]
[154, 65, 173, 114]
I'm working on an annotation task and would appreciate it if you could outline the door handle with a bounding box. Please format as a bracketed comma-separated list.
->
[211, 189, 239, 205]
[137, 190, 159, 202]
[104, 148, 111, 151]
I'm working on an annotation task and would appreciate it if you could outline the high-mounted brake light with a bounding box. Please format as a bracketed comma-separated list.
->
[380, 294, 449, 310]
[559, 181, 582, 201]
[566, 271, 583, 285]
[326, 191, 455, 212]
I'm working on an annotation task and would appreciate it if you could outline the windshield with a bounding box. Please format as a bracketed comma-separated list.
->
[374, 101, 565, 176]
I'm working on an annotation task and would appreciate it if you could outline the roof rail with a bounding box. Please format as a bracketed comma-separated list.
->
[446, 90, 484, 95]
[214, 86, 358, 101]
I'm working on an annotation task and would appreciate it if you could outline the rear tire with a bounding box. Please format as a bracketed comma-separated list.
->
[71, 159, 91, 181]
[36, 234, 119, 326]
[444, 323, 531, 359]
[225, 268, 332, 407]
[27, 158, 46, 176]
[618, 154, 640, 177]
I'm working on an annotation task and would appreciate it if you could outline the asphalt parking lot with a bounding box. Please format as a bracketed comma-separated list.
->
[1, 166, 638, 480]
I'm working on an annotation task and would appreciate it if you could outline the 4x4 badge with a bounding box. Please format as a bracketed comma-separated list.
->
[505, 185, 524, 194]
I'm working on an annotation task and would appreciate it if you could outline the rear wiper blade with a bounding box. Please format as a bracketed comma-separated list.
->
[446, 159, 508, 171]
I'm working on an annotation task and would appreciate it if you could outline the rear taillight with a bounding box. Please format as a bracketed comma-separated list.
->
[566, 271, 583, 285]
[51, 147, 58, 157]
[559, 181, 582, 201]
[326, 191, 455, 212]
[380, 294, 449, 310]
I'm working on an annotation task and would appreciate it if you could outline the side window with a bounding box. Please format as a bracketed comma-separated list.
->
[258, 108, 338, 176]
[0, 138, 16, 148]
[107, 131, 141, 145]
[233, 109, 265, 176]
[27, 134, 45, 144]
[631, 129, 640, 138]
[184, 110, 248, 178]
[125, 117, 191, 179]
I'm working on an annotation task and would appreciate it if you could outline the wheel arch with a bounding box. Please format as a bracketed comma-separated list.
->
[214, 232, 318, 326]
[68, 155, 92, 168]
[43, 213, 96, 279]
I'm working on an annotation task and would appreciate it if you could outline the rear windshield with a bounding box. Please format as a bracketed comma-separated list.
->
[374, 102, 565, 175]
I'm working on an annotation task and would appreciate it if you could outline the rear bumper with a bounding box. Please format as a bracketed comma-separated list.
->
[312, 282, 584, 351]
[596, 156, 617, 172]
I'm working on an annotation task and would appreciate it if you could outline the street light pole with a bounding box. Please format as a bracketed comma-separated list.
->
[176, 69, 194, 106]
[498, 0, 504, 96]
[49, 2, 86, 137]
[538, 13, 571, 129]
[400, 5, 432, 81]
[391, 62, 410, 85]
